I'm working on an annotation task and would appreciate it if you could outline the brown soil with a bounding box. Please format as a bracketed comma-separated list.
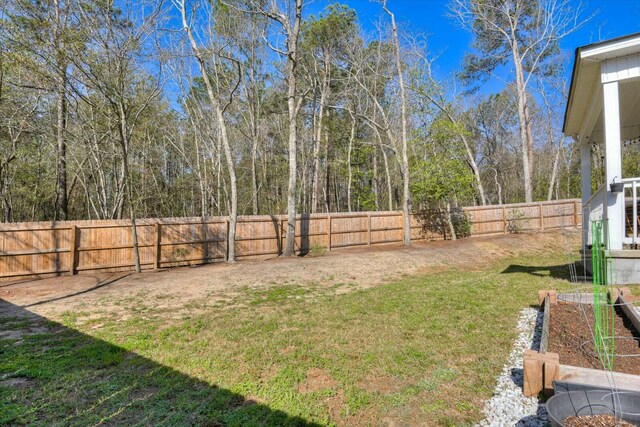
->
[0, 229, 579, 322]
[548, 303, 640, 375]
[563, 414, 634, 427]
[0, 378, 32, 388]
[298, 368, 337, 393]
[357, 375, 406, 394]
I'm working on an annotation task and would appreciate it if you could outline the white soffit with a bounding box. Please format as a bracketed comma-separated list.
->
[563, 32, 640, 137]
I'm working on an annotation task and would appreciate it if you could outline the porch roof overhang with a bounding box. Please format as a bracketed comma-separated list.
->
[563, 32, 640, 138]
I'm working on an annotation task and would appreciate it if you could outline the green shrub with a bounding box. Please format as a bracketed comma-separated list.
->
[450, 209, 472, 238]
[308, 243, 326, 257]
[414, 207, 472, 240]
[506, 209, 526, 234]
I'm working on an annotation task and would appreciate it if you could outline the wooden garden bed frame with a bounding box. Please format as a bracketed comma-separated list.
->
[523, 289, 640, 397]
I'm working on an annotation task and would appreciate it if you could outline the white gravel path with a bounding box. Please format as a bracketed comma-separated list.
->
[477, 307, 549, 427]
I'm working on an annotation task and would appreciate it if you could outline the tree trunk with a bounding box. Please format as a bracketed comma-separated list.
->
[180, 3, 238, 261]
[300, 144, 307, 210]
[114, 148, 127, 219]
[251, 128, 259, 215]
[324, 124, 331, 213]
[130, 211, 141, 273]
[249, 41, 260, 215]
[547, 136, 562, 201]
[216, 135, 222, 215]
[55, 72, 68, 220]
[116, 101, 141, 273]
[0, 172, 11, 222]
[192, 126, 208, 217]
[347, 113, 355, 212]
[381, 147, 393, 210]
[283, 0, 303, 256]
[372, 149, 380, 210]
[547, 150, 560, 201]
[53, 0, 68, 221]
[511, 38, 534, 202]
[216, 106, 238, 262]
[311, 57, 329, 214]
[383, 3, 410, 245]
[493, 168, 503, 205]
[311, 98, 324, 213]
[462, 135, 486, 206]
[446, 201, 457, 241]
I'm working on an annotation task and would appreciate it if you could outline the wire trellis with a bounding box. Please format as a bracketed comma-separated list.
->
[591, 220, 616, 371]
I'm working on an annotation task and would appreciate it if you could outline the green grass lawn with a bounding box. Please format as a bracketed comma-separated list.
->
[0, 250, 573, 426]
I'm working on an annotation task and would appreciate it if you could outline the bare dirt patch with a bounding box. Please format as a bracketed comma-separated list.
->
[279, 346, 296, 356]
[0, 230, 579, 322]
[0, 330, 23, 340]
[0, 378, 32, 388]
[260, 365, 280, 383]
[298, 368, 338, 393]
[358, 375, 406, 394]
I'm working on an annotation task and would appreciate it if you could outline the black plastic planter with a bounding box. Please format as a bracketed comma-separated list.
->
[610, 182, 625, 193]
[546, 390, 640, 426]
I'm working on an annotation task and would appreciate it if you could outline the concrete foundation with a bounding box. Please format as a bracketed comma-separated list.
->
[607, 250, 640, 285]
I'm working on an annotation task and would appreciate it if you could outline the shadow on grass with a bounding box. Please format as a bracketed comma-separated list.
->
[23, 273, 132, 308]
[0, 299, 320, 426]
[501, 264, 572, 281]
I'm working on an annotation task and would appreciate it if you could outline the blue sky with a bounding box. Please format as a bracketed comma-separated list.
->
[306, 0, 640, 93]
[161, 0, 640, 110]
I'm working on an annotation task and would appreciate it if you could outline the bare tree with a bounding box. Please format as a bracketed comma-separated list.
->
[382, 1, 411, 246]
[173, 0, 242, 262]
[236, 0, 305, 256]
[71, 0, 163, 271]
[536, 77, 567, 201]
[451, 0, 587, 202]
[1, 0, 80, 219]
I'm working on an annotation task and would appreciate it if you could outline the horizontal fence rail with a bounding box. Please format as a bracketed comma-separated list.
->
[0, 199, 581, 280]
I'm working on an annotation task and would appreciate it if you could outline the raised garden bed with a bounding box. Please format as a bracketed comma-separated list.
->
[523, 289, 640, 424]
[525, 290, 640, 394]
[548, 303, 640, 375]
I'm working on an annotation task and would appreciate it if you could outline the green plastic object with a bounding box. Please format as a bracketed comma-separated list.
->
[591, 220, 615, 371]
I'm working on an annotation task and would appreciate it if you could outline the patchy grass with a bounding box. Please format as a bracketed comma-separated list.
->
[0, 249, 573, 426]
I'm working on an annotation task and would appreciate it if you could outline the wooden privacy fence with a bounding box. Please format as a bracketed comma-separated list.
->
[0, 199, 581, 280]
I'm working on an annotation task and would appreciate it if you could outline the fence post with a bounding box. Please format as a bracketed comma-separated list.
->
[401, 210, 406, 242]
[155, 223, 161, 269]
[130, 219, 142, 273]
[327, 214, 332, 251]
[281, 218, 286, 254]
[539, 203, 544, 231]
[201, 219, 209, 264]
[573, 200, 579, 227]
[69, 225, 78, 275]
[502, 207, 508, 234]
[225, 218, 230, 261]
[367, 213, 372, 246]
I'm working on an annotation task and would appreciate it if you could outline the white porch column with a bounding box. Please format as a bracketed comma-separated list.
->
[580, 140, 592, 204]
[602, 81, 624, 250]
[580, 138, 591, 249]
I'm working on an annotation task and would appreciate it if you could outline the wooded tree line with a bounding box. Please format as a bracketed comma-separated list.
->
[1, 0, 587, 257]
